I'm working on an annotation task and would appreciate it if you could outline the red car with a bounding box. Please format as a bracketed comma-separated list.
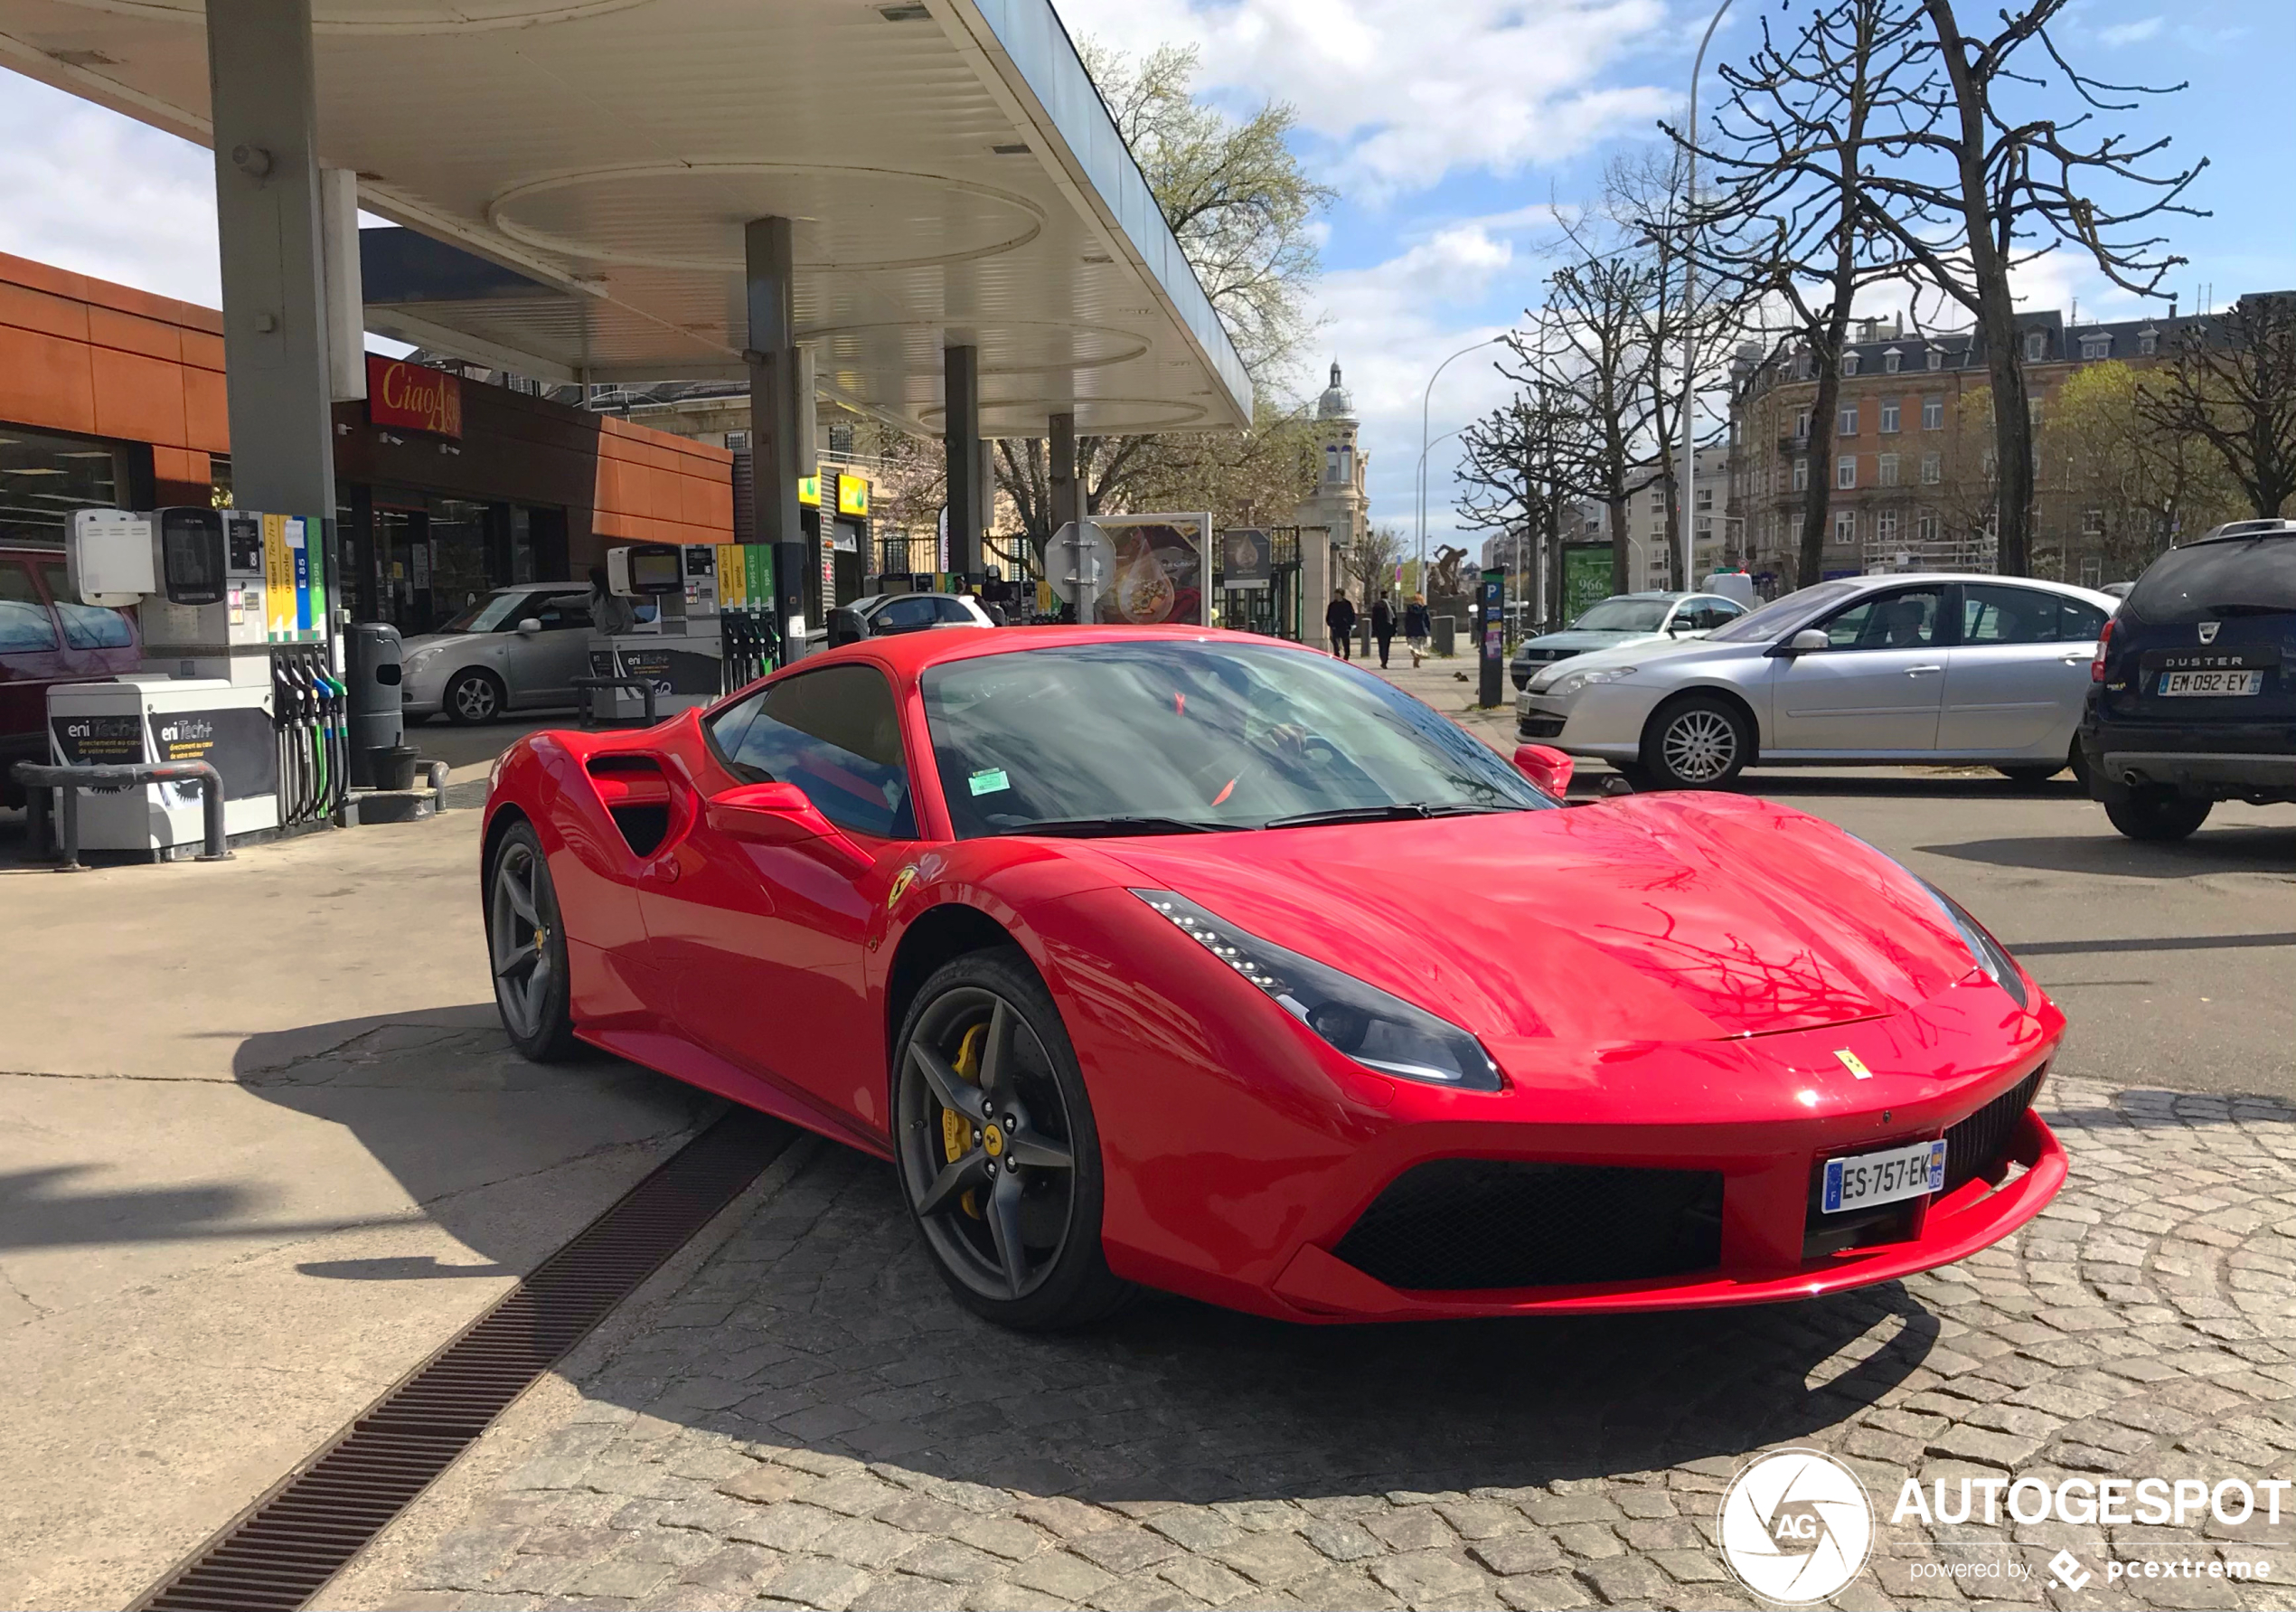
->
[480, 626, 2065, 1330]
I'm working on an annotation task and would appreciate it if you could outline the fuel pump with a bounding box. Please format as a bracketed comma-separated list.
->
[51, 505, 334, 855]
[586, 542, 730, 721]
[713, 541, 777, 691]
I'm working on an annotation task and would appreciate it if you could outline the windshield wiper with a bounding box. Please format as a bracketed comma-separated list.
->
[1261, 802, 1502, 829]
[1001, 815, 1228, 838]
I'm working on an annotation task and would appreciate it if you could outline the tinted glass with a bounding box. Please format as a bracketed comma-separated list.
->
[37, 560, 133, 648]
[532, 594, 591, 630]
[710, 665, 914, 838]
[1571, 598, 1671, 632]
[2124, 537, 2296, 622]
[0, 559, 59, 652]
[1822, 588, 1944, 649]
[1708, 580, 1860, 642]
[2058, 598, 2109, 641]
[934, 597, 980, 624]
[439, 592, 532, 633]
[871, 597, 938, 634]
[921, 641, 1550, 838]
[1961, 584, 2060, 645]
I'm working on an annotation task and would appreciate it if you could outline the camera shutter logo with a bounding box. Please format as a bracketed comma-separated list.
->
[1717, 1447, 1873, 1604]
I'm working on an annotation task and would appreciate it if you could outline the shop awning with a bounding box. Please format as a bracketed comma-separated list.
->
[0, 0, 1250, 438]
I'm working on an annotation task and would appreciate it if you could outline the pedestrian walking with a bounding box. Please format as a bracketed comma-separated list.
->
[1324, 594, 1357, 660]
[1371, 590, 1397, 668]
[1404, 594, 1431, 667]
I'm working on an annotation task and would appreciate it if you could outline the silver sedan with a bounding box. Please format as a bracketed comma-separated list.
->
[401, 585, 596, 723]
[1515, 572, 2118, 789]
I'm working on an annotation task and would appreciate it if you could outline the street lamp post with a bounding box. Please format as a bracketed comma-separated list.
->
[1674, 0, 1736, 594]
[1418, 335, 1509, 594]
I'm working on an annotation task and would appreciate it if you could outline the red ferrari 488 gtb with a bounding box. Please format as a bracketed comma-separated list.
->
[481, 626, 2065, 1330]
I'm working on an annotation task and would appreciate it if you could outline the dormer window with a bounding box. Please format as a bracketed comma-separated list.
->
[2138, 325, 2159, 356]
[1926, 346, 1944, 371]
[2024, 328, 2047, 362]
[1841, 352, 1858, 376]
[2080, 334, 2111, 361]
[1883, 347, 1902, 374]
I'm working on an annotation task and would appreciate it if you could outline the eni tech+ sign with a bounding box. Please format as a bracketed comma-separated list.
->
[365, 354, 463, 438]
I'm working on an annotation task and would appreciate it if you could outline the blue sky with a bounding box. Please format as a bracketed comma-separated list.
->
[1, 0, 2289, 548]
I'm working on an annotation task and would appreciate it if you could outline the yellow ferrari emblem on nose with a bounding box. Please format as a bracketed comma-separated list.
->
[1834, 1050, 1873, 1079]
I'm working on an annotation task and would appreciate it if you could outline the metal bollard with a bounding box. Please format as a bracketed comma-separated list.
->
[9, 759, 232, 868]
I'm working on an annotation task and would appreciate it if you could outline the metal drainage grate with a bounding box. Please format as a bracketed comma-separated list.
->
[133, 1108, 790, 1612]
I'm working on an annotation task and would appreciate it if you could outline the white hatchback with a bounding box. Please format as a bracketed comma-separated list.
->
[1515, 572, 2119, 789]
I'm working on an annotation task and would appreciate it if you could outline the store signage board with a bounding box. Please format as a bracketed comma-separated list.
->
[366, 355, 464, 438]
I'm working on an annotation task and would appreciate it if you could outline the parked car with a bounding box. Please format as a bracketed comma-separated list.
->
[1510, 591, 1746, 691]
[1, 542, 141, 806]
[2080, 520, 2296, 840]
[401, 584, 594, 724]
[826, 591, 998, 646]
[1518, 572, 2117, 789]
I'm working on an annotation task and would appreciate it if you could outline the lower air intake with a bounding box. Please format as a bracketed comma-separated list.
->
[1331, 1159, 1723, 1292]
[1940, 1069, 2045, 1195]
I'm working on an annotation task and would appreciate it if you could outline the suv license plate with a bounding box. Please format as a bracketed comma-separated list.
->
[1822, 1138, 1947, 1214]
[2160, 669, 2264, 696]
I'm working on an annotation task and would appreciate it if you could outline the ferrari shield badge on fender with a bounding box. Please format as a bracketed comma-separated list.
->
[887, 865, 918, 910]
[1834, 1050, 1874, 1079]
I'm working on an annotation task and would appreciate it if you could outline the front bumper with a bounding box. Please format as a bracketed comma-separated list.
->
[1514, 684, 1651, 759]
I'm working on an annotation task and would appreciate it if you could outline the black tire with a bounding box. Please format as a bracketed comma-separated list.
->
[2099, 783, 2213, 843]
[1640, 694, 1754, 789]
[1997, 763, 2063, 785]
[485, 823, 579, 1061]
[445, 668, 506, 725]
[891, 948, 1130, 1331]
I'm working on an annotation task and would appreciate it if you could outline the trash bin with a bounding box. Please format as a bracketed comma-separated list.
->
[346, 623, 404, 787]
[370, 743, 420, 792]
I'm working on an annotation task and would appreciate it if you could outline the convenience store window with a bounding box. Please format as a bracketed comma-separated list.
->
[0, 425, 128, 544]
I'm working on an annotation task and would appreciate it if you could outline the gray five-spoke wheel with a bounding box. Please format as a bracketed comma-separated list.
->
[488, 838, 559, 1042]
[1660, 706, 1739, 784]
[452, 672, 502, 722]
[897, 986, 1078, 1303]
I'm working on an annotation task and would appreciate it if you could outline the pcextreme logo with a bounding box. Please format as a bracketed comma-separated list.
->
[1717, 1447, 1875, 1605]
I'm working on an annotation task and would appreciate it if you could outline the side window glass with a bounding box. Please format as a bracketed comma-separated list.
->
[535, 596, 591, 630]
[1821, 588, 1943, 650]
[38, 561, 134, 648]
[0, 560, 60, 653]
[935, 598, 978, 625]
[722, 665, 915, 839]
[2059, 599, 2108, 642]
[875, 598, 936, 634]
[1961, 584, 2057, 645]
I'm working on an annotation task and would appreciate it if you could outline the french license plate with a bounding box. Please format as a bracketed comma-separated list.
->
[1821, 1138, 1947, 1214]
[2160, 669, 2264, 696]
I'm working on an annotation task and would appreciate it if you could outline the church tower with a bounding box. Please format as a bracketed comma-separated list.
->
[1293, 361, 1369, 640]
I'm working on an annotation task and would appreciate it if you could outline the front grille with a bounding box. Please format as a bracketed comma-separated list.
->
[1331, 1159, 1723, 1292]
[1517, 715, 1566, 739]
[1941, 1070, 2043, 1194]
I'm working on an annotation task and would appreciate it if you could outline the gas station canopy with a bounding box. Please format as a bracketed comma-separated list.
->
[0, 0, 1253, 438]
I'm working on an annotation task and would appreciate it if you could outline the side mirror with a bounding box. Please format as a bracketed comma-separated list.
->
[1778, 627, 1830, 655]
[1512, 743, 1574, 798]
[515, 617, 542, 636]
[826, 607, 865, 647]
[706, 782, 871, 866]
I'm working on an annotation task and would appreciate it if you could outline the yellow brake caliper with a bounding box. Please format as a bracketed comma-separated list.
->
[942, 1022, 988, 1219]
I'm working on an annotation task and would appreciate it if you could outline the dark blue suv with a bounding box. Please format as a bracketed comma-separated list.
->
[2081, 520, 2296, 839]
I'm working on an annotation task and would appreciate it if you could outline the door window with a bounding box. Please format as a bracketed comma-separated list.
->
[0, 560, 60, 652]
[2057, 598, 2109, 641]
[531, 594, 592, 630]
[870, 597, 938, 635]
[36, 561, 134, 648]
[934, 597, 980, 625]
[709, 665, 915, 839]
[1961, 584, 2065, 644]
[1819, 589, 1945, 650]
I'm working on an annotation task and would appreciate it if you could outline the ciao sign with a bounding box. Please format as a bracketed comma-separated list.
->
[366, 354, 464, 438]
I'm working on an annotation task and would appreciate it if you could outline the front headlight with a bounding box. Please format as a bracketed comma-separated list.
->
[1919, 880, 2028, 1009]
[1552, 665, 1637, 699]
[1132, 890, 1503, 1090]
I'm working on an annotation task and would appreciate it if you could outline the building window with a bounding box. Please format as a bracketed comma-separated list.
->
[1793, 408, 1811, 441]
[1921, 452, 1942, 485]
[1649, 487, 1666, 513]
[1927, 346, 1944, 371]
[0, 425, 129, 546]
[1916, 509, 1939, 543]
[2028, 398, 2045, 427]
[1884, 349, 1902, 374]
[1840, 403, 1858, 436]
[1877, 453, 1900, 487]
[2138, 326, 2159, 356]
[2080, 556, 2103, 588]
[1842, 353, 1859, 376]
[1837, 456, 1857, 489]
[2024, 328, 2047, 361]
[2081, 507, 2105, 537]
[1697, 486, 1714, 511]
[1879, 401, 1900, 433]
[2080, 335, 2111, 361]
[1922, 396, 1943, 429]
[1876, 507, 1900, 542]
[1793, 457, 1809, 492]
[1834, 509, 1856, 543]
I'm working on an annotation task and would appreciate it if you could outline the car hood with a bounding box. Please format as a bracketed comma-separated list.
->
[1516, 629, 1664, 656]
[401, 633, 461, 655]
[1097, 795, 1980, 1045]
[1527, 634, 1717, 690]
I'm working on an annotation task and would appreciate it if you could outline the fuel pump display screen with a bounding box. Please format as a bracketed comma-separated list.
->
[628, 551, 681, 593]
[160, 508, 226, 605]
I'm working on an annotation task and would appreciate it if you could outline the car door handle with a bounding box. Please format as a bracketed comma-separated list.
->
[1905, 665, 1943, 675]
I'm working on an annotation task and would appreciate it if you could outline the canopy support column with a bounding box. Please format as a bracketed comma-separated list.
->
[745, 216, 806, 663]
[944, 345, 983, 577]
[1049, 410, 1079, 536]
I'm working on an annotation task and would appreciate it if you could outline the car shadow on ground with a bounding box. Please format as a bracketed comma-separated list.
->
[1917, 823, 2296, 878]
[560, 1139, 1943, 1504]
[1731, 769, 2087, 801]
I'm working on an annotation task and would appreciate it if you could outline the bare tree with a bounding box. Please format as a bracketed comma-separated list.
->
[1340, 524, 1409, 610]
[1671, 0, 1934, 588]
[1532, 248, 1666, 594]
[1455, 340, 1598, 629]
[1853, 0, 2207, 573]
[2139, 292, 2296, 521]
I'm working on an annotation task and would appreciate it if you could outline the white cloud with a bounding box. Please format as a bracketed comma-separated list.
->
[2099, 16, 2165, 47]
[1055, 0, 1674, 193]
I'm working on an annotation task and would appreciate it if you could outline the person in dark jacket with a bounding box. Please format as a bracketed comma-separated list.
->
[1325, 594, 1357, 659]
[1371, 590, 1397, 667]
[1404, 595, 1432, 666]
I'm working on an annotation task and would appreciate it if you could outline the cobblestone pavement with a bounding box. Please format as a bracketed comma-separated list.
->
[361, 1077, 2296, 1612]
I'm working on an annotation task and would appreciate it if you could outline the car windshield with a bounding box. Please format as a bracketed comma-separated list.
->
[920, 640, 1554, 836]
[1707, 580, 1862, 643]
[1570, 598, 1671, 632]
[437, 593, 531, 634]
[2124, 537, 2296, 623]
